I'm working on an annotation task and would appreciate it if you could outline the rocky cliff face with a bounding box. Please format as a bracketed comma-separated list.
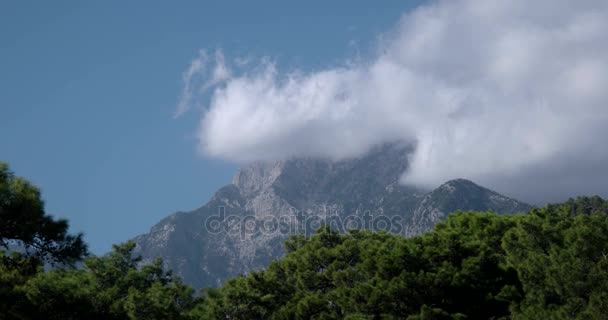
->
[133, 143, 530, 289]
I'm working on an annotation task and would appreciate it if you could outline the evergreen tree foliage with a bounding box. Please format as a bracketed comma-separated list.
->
[196, 197, 608, 320]
[0, 162, 87, 265]
[2, 161, 608, 319]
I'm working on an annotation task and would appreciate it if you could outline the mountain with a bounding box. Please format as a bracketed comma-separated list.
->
[406, 178, 532, 235]
[133, 143, 530, 289]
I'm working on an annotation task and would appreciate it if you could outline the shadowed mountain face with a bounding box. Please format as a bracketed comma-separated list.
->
[133, 143, 530, 289]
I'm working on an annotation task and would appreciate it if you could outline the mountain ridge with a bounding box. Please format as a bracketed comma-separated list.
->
[133, 144, 531, 288]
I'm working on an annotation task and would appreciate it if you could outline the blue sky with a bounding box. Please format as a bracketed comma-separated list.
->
[0, 1, 422, 253]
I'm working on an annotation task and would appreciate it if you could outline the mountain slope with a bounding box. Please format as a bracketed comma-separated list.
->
[406, 178, 531, 235]
[133, 144, 530, 288]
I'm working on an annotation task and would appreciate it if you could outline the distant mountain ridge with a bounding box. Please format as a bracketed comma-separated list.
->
[133, 143, 530, 289]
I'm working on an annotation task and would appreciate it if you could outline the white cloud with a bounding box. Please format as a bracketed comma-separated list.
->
[177, 0, 608, 204]
[174, 50, 208, 118]
[174, 50, 231, 118]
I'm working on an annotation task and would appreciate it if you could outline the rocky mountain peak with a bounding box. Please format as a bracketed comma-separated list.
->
[232, 161, 286, 197]
[433, 178, 527, 212]
[134, 143, 531, 289]
[232, 142, 414, 203]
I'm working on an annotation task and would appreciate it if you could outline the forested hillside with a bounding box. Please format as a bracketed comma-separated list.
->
[2, 162, 608, 319]
[196, 196, 608, 319]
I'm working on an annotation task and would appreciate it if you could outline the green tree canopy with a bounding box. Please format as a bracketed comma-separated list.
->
[2, 161, 607, 319]
[16, 241, 199, 320]
[503, 196, 608, 319]
[195, 197, 608, 320]
[0, 162, 87, 265]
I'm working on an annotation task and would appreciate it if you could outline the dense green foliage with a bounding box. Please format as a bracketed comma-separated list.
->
[0, 162, 86, 265]
[0, 163, 198, 320]
[503, 197, 608, 318]
[1, 241, 199, 320]
[1, 161, 608, 319]
[196, 197, 608, 319]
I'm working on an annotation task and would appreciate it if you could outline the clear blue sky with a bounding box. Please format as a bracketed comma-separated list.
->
[0, 1, 423, 253]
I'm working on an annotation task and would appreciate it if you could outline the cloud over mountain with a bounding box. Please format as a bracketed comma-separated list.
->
[177, 0, 608, 204]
